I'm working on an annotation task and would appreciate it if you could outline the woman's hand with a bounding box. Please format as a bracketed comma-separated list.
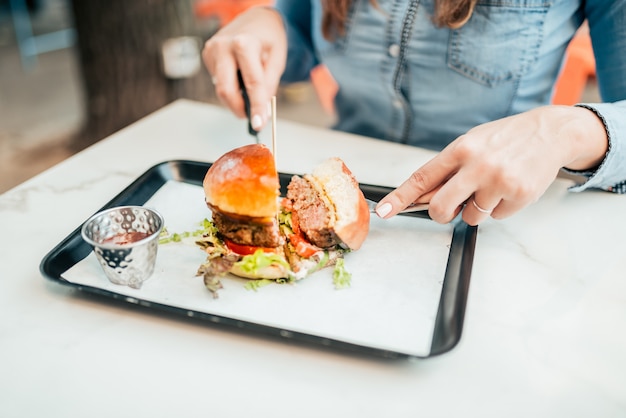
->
[375, 105, 609, 225]
[202, 7, 287, 131]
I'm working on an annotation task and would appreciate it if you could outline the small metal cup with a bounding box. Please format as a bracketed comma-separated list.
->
[81, 206, 164, 289]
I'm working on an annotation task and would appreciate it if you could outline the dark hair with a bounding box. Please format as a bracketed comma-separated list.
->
[321, 0, 478, 40]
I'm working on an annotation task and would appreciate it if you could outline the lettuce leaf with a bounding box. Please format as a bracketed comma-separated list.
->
[332, 258, 351, 289]
[234, 249, 291, 275]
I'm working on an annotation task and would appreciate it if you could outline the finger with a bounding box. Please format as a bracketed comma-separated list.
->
[201, 37, 218, 76]
[461, 195, 501, 226]
[427, 181, 467, 223]
[375, 153, 459, 219]
[413, 183, 443, 203]
[204, 39, 246, 118]
[429, 165, 499, 224]
[232, 35, 272, 130]
[489, 198, 532, 220]
[261, 40, 286, 96]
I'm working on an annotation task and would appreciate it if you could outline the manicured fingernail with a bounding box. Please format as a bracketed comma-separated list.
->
[251, 114, 263, 130]
[376, 202, 392, 218]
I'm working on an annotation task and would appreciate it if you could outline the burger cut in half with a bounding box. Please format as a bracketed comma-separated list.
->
[195, 143, 370, 297]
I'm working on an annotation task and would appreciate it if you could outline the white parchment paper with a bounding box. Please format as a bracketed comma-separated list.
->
[65, 180, 453, 357]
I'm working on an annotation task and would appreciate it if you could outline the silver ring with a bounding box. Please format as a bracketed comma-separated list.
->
[472, 199, 493, 214]
[211, 76, 218, 85]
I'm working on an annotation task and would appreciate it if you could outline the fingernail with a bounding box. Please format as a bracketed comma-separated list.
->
[251, 114, 263, 130]
[375, 202, 392, 218]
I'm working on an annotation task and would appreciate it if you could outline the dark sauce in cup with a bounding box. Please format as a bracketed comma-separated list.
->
[102, 231, 151, 246]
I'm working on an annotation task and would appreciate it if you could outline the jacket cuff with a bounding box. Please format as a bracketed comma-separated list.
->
[564, 103, 625, 193]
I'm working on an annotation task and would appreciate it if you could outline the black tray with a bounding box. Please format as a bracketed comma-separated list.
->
[40, 160, 477, 359]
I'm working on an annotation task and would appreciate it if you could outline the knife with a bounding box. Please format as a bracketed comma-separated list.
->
[237, 70, 259, 143]
[365, 198, 429, 215]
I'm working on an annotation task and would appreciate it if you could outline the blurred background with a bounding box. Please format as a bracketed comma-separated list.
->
[0, 0, 599, 194]
[0, 0, 334, 193]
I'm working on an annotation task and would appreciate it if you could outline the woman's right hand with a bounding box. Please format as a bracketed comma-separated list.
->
[202, 7, 287, 131]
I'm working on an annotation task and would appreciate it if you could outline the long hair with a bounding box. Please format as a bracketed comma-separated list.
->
[321, 0, 478, 40]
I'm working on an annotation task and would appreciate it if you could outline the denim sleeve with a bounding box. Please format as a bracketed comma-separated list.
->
[567, 102, 626, 193]
[565, 0, 626, 193]
[274, 0, 318, 83]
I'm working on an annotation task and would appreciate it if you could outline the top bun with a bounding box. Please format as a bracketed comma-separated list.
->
[309, 157, 370, 250]
[204, 144, 279, 218]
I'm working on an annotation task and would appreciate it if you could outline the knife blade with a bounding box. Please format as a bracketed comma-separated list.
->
[365, 198, 429, 215]
[237, 70, 259, 143]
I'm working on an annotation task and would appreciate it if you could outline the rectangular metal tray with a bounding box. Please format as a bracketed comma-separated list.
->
[40, 160, 477, 359]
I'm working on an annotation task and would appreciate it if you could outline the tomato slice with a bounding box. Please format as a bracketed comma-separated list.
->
[289, 233, 321, 258]
[289, 208, 302, 235]
[224, 239, 276, 256]
[280, 197, 293, 211]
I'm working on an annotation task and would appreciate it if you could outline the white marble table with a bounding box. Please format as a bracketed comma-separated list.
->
[1, 100, 625, 417]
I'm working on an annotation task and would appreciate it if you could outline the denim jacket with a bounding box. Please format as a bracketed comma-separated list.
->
[274, 0, 626, 193]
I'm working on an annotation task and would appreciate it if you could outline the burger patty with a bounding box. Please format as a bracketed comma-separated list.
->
[212, 212, 282, 248]
[287, 175, 340, 248]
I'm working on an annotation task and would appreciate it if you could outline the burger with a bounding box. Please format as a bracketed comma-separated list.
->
[195, 143, 370, 297]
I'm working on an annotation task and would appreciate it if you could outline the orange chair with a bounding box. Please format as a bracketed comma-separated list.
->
[195, 0, 274, 27]
[552, 26, 596, 105]
[310, 64, 339, 116]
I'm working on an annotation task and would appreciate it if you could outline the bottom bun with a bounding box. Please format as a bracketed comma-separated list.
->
[229, 262, 292, 280]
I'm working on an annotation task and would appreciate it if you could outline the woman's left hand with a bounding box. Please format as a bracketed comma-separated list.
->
[375, 105, 609, 225]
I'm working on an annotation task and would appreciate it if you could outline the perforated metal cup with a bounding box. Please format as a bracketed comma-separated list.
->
[81, 206, 164, 289]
